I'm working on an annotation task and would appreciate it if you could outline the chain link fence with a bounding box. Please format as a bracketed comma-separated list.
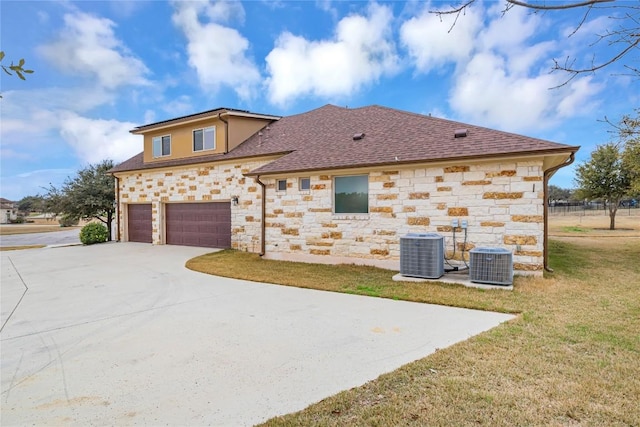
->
[549, 201, 639, 216]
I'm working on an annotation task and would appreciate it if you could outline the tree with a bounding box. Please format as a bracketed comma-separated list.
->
[548, 185, 573, 204]
[615, 109, 640, 194]
[44, 160, 116, 240]
[623, 139, 640, 195]
[605, 108, 640, 194]
[0, 51, 34, 98]
[0, 51, 34, 80]
[574, 143, 631, 230]
[16, 195, 45, 214]
[431, 0, 639, 83]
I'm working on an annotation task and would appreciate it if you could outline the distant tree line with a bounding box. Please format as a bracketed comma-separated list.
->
[16, 160, 116, 240]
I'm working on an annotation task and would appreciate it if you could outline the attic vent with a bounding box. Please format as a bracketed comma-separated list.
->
[454, 129, 468, 138]
[353, 132, 365, 140]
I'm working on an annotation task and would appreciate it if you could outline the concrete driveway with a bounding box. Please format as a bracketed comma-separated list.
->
[1, 243, 514, 426]
[0, 228, 81, 247]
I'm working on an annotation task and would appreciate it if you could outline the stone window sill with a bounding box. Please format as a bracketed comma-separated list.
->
[332, 214, 370, 220]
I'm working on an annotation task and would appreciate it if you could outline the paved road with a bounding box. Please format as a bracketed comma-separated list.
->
[0, 228, 81, 247]
[1, 243, 514, 426]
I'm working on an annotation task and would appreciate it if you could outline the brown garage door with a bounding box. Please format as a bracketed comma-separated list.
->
[165, 202, 231, 248]
[128, 204, 152, 243]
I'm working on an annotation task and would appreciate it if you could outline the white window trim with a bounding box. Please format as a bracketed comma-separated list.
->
[152, 134, 171, 158]
[193, 126, 216, 152]
[277, 179, 287, 192]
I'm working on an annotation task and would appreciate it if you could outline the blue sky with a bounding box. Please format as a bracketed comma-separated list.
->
[1, 0, 638, 201]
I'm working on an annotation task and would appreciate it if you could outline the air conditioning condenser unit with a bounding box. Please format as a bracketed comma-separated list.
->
[469, 247, 513, 285]
[400, 233, 444, 279]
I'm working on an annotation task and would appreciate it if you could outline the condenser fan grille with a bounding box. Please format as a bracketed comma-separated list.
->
[400, 233, 444, 279]
[469, 247, 513, 285]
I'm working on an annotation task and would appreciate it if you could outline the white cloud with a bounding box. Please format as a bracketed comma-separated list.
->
[0, 148, 34, 161]
[561, 15, 609, 40]
[265, 3, 399, 105]
[478, 3, 542, 53]
[171, 1, 260, 100]
[400, 3, 482, 72]
[556, 76, 602, 118]
[162, 95, 194, 117]
[316, 0, 338, 20]
[0, 169, 75, 200]
[0, 87, 115, 146]
[402, 3, 602, 131]
[449, 52, 561, 130]
[58, 112, 142, 164]
[39, 11, 149, 89]
[143, 110, 157, 125]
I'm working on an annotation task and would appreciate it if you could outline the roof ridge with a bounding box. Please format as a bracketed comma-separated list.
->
[133, 107, 280, 131]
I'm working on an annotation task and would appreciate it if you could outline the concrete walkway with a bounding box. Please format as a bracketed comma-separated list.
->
[1, 243, 514, 426]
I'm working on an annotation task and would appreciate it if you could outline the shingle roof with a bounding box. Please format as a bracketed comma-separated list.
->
[111, 104, 579, 175]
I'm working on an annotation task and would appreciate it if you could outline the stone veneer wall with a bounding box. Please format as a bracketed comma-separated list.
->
[262, 161, 545, 274]
[116, 159, 270, 252]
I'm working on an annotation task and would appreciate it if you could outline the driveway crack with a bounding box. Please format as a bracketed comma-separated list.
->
[1, 256, 29, 333]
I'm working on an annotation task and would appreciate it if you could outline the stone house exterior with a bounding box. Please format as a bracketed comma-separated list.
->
[110, 105, 579, 275]
[0, 198, 18, 224]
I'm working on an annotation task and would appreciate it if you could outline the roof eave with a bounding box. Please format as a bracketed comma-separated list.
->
[109, 151, 295, 175]
[130, 109, 281, 135]
[244, 146, 580, 177]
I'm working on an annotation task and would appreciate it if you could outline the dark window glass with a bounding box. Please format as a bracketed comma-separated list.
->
[334, 175, 368, 214]
[193, 129, 203, 151]
[299, 177, 310, 191]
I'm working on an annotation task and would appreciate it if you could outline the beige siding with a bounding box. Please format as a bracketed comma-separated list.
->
[142, 117, 227, 163]
[227, 116, 272, 151]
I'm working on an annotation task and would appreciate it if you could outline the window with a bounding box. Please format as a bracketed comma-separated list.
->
[334, 175, 368, 214]
[193, 126, 216, 152]
[299, 177, 310, 191]
[277, 179, 287, 191]
[152, 135, 171, 158]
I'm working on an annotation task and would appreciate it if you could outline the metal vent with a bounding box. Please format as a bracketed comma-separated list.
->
[353, 132, 365, 140]
[400, 233, 444, 279]
[454, 129, 468, 138]
[469, 247, 513, 285]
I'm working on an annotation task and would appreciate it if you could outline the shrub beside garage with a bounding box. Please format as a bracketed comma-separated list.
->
[80, 223, 109, 245]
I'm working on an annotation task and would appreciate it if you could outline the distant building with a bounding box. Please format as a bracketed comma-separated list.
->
[0, 198, 18, 224]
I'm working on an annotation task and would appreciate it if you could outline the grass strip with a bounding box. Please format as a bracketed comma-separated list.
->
[0, 245, 47, 251]
[0, 226, 78, 235]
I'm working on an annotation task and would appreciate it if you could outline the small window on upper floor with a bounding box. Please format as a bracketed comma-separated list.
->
[299, 177, 310, 191]
[152, 135, 171, 158]
[277, 179, 287, 192]
[193, 126, 216, 152]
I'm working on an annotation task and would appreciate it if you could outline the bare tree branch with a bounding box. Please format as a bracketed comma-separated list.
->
[429, 0, 639, 84]
[553, 34, 640, 75]
[506, 0, 614, 11]
[429, 0, 477, 33]
[601, 109, 640, 138]
[430, 0, 476, 16]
